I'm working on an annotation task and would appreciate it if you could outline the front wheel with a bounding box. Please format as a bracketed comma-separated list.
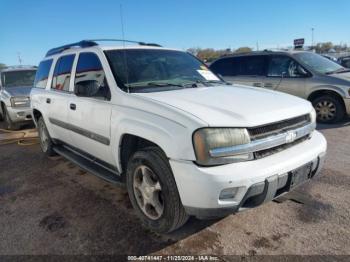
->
[312, 95, 345, 123]
[37, 117, 56, 156]
[126, 147, 189, 233]
[3, 106, 19, 130]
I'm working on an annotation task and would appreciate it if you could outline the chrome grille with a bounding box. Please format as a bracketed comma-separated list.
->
[248, 114, 311, 141]
[254, 136, 309, 159]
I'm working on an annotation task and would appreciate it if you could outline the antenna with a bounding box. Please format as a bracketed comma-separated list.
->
[120, 3, 130, 93]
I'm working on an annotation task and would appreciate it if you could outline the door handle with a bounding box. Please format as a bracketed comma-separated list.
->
[253, 82, 262, 87]
[264, 83, 274, 88]
[46, 98, 51, 104]
[70, 103, 76, 110]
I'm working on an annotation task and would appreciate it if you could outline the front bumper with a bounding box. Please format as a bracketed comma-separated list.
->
[344, 98, 350, 115]
[7, 106, 33, 123]
[170, 130, 327, 219]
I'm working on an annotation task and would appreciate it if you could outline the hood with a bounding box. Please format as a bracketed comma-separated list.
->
[135, 85, 313, 127]
[329, 72, 350, 82]
[3, 86, 32, 97]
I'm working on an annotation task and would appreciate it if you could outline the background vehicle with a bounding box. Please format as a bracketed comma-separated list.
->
[339, 56, 350, 69]
[210, 51, 350, 123]
[0, 66, 37, 129]
[31, 40, 326, 233]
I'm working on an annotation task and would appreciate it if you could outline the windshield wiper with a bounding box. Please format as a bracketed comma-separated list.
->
[147, 82, 184, 87]
[194, 79, 230, 86]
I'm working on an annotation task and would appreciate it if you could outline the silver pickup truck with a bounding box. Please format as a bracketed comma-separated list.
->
[0, 66, 37, 129]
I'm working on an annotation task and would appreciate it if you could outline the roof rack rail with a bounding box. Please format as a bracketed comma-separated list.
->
[85, 39, 162, 47]
[45, 40, 97, 57]
[45, 39, 162, 57]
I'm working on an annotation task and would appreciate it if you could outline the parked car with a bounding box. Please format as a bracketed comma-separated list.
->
[322, 54, 339, 63]
[210, 51, 350, 123]
[338, 56, 350, 69]
[31, 40, 327, 233]
[0, 66, 37, 129]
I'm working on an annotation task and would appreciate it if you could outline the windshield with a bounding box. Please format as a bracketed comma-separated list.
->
[294, 52, 344, 74]
[104, 49, 224, 92]
[1, 70, 36, 88]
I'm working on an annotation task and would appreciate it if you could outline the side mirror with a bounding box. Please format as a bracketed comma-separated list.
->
[296, 65, 309, 77]
[74, 80, 100, 97]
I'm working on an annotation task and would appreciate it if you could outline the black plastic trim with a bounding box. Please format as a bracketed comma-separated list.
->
[49, 117, 110, 145]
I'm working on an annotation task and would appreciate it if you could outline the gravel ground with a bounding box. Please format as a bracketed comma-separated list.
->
[0, 119, 349, 256]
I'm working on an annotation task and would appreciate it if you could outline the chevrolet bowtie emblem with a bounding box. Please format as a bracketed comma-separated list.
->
[286, 131, 297, 143]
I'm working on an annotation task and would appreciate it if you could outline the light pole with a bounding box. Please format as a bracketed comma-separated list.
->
[311, 28, 314, 48]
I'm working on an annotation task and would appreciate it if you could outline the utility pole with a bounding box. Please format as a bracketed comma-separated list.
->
[17, 52, 22, 65]
[311, 28, 314, 48]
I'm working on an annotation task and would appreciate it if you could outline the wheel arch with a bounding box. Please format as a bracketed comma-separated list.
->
[307, 89, 346, 109]
[32, 108, 43, 125]
[118, 134, 166, 179]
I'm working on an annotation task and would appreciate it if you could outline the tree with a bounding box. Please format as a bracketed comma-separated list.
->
[0, 63, 6, 70]
[315, 42, 333, 53]
[234, 47, 252, 53]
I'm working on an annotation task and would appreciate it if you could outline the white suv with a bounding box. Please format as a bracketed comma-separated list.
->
[31, 40, 327, 233]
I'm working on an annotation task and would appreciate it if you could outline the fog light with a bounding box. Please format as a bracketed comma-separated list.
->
[219, 187, 239, 200]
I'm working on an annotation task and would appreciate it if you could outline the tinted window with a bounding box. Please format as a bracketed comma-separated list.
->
[75, 52, 110, 99]
[268, 55, 303, 77]
[34, 60, 53, 88]
[51, 54, 75, 91]
[240, 56, 266, 76]
[105, 49, 222, 93]
[294, 52, 343, 74]
[210, 58, 233, 76]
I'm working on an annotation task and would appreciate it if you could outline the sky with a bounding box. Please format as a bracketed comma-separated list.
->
[1, 0, 349, 65]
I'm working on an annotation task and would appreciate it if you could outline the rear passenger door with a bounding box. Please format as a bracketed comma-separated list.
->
[211, 56, 267, 88]
[264, 55, 307, 97]
[46, 54, 75, 144]
[67, 52, 114, 165]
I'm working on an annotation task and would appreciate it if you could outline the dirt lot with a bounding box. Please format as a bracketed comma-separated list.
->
[0, 119, 349, 257]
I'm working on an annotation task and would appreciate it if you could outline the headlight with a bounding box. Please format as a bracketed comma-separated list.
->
[193, 128, 253, 166]
[10, 97, 30, 107]
[310, 108, 316, 123]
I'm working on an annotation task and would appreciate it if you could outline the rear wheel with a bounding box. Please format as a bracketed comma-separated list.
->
[126, 147, 189, 233]
[37, 117, 56, 156]
[312, 95, 345, 123]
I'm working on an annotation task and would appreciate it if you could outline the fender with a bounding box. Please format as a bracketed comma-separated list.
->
[307, 85, 347, 100]
[110, 113, 197, 172]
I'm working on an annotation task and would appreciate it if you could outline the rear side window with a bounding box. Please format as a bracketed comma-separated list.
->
[51, 54, 75, 92]
[240, 56, 266, 76]
[210, 56, 266, 76]
[34, 59, 53, 88]
[210, 58, 237, 76]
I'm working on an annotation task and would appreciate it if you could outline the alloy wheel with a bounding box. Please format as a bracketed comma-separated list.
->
[39, 121, 49, 152]
[133, 165, 164, 220]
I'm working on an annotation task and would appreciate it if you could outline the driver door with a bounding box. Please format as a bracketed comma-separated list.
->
[264, 55, 307, 98]
[67, 52, 114, 165]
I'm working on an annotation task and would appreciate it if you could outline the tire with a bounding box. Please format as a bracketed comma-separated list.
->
[126, 146, 189, 233]
[3, 106, 19, 130]
[37, 117, 56, 156]
[312, 95, 345, 124]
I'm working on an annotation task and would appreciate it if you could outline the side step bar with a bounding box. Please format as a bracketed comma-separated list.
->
[53, 145, 124, 186]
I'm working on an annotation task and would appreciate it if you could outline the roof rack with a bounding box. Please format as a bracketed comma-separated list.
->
[45, 39, 162, 57]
